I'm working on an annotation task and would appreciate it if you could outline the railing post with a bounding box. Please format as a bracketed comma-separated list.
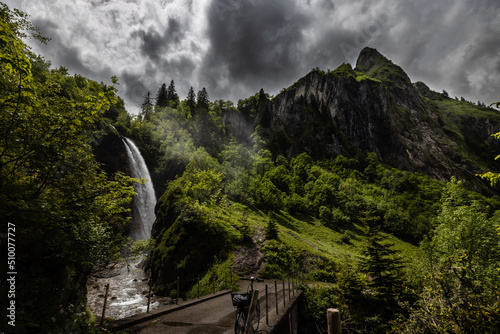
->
[265, 284, 269, 326]
[197, 275, 200, 298]
[176, 277, 179, 305]
[288, 277, 291, 301]
[275, 281, 279, 315]
[282, 279, 286, 308]
[147, 280, 152, 313]
[327, 308, 341, 334]
[100, 283, 110, 326]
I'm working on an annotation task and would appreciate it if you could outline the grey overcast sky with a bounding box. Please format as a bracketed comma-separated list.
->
[7, 0, 500, 114]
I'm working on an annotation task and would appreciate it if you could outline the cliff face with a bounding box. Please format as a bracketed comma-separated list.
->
[93, 125, 129, 176]
[226, 47, 500, 191]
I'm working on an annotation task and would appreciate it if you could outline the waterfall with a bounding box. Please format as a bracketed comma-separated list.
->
[86, 137, 159, 320]
[122, 137, 157, 240]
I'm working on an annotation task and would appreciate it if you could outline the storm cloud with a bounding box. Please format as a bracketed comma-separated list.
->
[8, 0, 500, 114]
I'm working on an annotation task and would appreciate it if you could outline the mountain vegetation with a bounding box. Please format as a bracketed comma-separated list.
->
[123, 48, 500, 332]
[125, 100, 500, 332]
[2, 3, 500, 333]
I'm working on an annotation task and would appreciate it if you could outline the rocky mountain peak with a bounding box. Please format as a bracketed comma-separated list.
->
[355, 47, 412, 88]
[355, 47, 387, 68]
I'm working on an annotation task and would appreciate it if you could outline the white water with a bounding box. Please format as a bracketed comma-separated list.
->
[87, 261, 162, 320]
[122, 137, 157, 240]
[87, 137, 162, 320]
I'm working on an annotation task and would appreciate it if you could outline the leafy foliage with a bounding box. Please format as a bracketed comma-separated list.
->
[391, 179, 500, 333]
[478, 124, 500, 186]
[0, 4, 136, 332]
[259, 240, 303, 278]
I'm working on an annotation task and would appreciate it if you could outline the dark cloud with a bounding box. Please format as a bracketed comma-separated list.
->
[388, 0, 499, 104]
[136, 28, 165, 62]
[30, 18, 59, 34]
[202, 0, 312, 97]
[121, 72, 151, 106]
[136, 18, 184, 62]
[4, 0, 500, 112]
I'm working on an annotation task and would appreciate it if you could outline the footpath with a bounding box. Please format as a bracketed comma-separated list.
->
[104, 279, 302, 333]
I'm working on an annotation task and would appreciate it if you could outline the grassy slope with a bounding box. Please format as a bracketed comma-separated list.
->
[202, 200, 420, 279]
[425, 96, 500, 173]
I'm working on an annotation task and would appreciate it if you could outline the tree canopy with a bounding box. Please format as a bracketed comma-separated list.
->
[0, 4, 136, 332]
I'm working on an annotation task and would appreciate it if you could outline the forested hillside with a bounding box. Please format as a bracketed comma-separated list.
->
[1, 2, 500, 333]
[123, 79, 500, 331]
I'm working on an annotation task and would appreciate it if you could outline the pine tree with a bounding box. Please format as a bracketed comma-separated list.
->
[186, 86, 196, 116]
[359, 210, 406, 329]
[155, 83, 168, 108]
[359, 210, 404, 293]
[362, 223, 404, 294]
[265, 211, 279, 240]
[196, 87, 209, 112]
[141, 91, 153, 120]
[239, 213, 253, 243]
[166, 79, 179, 108]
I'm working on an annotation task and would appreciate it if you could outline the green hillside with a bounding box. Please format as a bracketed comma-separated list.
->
[124, 96, 500, 332]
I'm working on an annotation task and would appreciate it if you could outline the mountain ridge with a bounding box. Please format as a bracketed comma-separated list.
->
[224, 47, 500, 193]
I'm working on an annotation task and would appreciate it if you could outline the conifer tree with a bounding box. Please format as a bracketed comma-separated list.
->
[141, 91, 153, 120]
[155, 82, 168, 108]
[360, 210, 404, 294]
[239, 213, 253, 243]
[362, 223, 404, 294]
[196, 87, 209, 112]
[265, 211, 279, 240]
[359, 210, 406, 329]
[166, 79, 179, 108]
[186, 86, 196, 116]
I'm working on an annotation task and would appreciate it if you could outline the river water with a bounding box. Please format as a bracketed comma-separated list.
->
[86, 259, 162, 320]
